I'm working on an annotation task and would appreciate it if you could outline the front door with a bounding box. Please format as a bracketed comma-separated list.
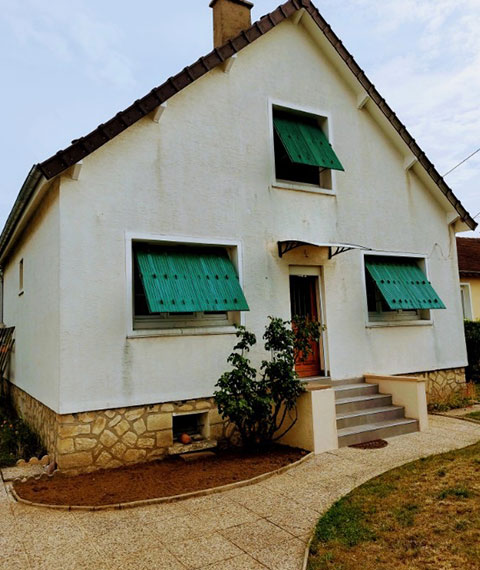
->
[289, 275, 324, 378]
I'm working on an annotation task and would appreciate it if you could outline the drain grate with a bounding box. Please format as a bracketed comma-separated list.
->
[349, 439, 388, 450]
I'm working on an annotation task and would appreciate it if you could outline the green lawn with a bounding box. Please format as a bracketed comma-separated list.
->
[308, 442, 480, 570]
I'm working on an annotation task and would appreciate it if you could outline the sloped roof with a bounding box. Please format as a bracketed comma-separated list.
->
[0, 0, 476, 259]
[457, 238, 480, 276]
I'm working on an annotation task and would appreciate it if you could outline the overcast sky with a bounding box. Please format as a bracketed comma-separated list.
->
[1, 0, 479, 234]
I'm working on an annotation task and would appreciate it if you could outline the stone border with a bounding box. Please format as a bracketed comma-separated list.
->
[15, 455, 50, 467]
[430, 411, 480, 425]
[9, 451, 313, 511]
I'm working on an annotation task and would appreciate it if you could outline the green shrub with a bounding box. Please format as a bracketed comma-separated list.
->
[0, 397, 45, 467]
[214, 316, 321, 449]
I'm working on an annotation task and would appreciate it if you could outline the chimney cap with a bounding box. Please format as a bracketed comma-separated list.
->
[209, 0, 253, 8]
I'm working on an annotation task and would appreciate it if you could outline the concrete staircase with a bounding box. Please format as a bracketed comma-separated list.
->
[334, 378, 418, 447]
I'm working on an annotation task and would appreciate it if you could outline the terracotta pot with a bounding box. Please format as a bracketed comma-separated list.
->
[180, 433, 192, 444]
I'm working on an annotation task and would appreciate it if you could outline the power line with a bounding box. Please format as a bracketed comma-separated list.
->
[443, 146, 480, 177]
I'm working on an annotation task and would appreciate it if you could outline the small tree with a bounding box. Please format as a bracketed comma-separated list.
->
[214, 316, 322, 449]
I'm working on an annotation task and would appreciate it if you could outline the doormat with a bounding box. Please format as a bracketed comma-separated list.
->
[349, 439, 388, 450]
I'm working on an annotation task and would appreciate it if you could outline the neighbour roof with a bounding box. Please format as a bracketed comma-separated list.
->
[457, 238, 480, 276]
[0, 0, 476, 260]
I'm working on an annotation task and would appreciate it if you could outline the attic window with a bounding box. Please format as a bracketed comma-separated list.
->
[273, 109, 344, 189]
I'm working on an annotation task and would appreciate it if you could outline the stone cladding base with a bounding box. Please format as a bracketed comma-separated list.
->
[1, 380, 225, 475]
[404, 367, 466, 404]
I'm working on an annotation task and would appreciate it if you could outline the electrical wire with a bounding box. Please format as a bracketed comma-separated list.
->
[443, 146, 480, 177]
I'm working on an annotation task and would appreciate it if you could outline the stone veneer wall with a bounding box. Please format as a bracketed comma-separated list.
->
[55, 398, 224, 474]
[404, 367, 466, 404]
[2, 379, 226, 474]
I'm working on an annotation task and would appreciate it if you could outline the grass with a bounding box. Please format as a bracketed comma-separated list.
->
[307, 442, 480, 570]
[0, 397, 45, 467]
[465, 410, 480, 421]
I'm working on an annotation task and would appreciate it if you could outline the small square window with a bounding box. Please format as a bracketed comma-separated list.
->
[273, 108, 343, 189]
[132, 242, 249, 330]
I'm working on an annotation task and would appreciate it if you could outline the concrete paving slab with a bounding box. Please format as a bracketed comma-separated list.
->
[1, 464, 45, 482]
[164, 533, 243, 569]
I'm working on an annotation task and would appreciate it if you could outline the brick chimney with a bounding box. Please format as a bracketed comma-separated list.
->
[210, 0, 253, 48]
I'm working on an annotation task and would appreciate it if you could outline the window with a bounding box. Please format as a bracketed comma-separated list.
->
[273, 107, 344, 189]
[365, 256, 446, 323]
[132, 243, 249, 330]
[460, 283, 473, 320]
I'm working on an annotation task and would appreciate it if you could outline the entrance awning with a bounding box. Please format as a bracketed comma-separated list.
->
[277, 240, 370, 259]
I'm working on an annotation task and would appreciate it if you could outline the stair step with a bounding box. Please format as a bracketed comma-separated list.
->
[328, 377, 365, 387]
[334, 383, 378, 399]
[336, 393, 392, 414]
[337, 418, 419, 447]
[336, 406, 405, 429]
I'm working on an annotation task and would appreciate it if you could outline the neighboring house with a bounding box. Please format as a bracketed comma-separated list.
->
[457, 237, 480, 320]
[0, 0, 475, 472]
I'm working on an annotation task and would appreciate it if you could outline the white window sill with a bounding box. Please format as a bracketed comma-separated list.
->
[271, 181, 336, 196]
[127, 325, 237, 338]
[366, 320, 433, 329]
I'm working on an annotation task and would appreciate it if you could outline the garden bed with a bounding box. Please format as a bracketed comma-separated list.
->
[307, 441, 480, 569]
[14, 445, 306, 507]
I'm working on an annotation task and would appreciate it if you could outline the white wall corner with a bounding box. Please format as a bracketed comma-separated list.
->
[152, 102, 168, 123]
[403, 155, 418, 171]
[278, 387, 338, 453]
[222, 54, 237, 73]
[357, 92, 370, 110]
[368, 375, 429, 432]
[291, 8, 305, 26]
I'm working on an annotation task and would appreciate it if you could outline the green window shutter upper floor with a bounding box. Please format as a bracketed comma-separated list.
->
[365, 258, 446, 311]
[273, 115, 344, 171]
[135, 248, 249, 314]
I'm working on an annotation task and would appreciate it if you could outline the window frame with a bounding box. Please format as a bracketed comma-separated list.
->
[268, 99, 339, 196]
[125, 233, 246, 338]
[460, 282, 473, 320]
[361, 251, 434, 328]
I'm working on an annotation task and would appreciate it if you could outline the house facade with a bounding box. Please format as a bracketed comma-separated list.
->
[457, 237, 480, 320]
[0, 0, 475, 473]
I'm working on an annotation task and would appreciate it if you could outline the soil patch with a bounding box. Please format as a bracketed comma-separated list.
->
[14, 446, 305, 507]
[307, 441, 480, 570]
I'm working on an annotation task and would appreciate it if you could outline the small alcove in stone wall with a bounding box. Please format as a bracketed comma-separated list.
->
[172, 411, 209, 442]
[168, 410, 217, 455]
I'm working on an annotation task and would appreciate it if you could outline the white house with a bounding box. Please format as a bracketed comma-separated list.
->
[0, 0, 475, 473]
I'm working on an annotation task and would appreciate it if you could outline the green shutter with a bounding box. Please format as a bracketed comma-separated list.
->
[273, 115, 344, 171]
[135, 248, 249, 313]
[365, 258, 446, 311]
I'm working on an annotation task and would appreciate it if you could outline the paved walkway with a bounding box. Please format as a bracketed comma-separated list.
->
[2, 415, 480, 570]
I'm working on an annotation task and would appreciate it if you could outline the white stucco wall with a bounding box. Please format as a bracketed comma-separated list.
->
[7, 17, 467, 414]
[2, 184, 60, 411]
